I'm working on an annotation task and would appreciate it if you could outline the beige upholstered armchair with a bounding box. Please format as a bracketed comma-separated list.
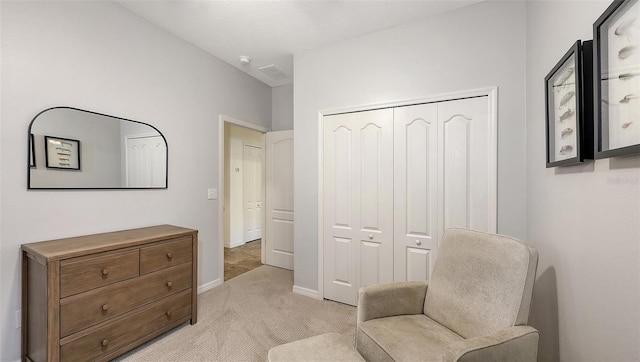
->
[356, 228, 539, 362]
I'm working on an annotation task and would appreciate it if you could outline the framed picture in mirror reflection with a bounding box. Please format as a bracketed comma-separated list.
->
[45, 136, 80, 170]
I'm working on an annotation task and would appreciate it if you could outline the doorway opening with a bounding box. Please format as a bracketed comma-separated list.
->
[219, 116, 267, 282]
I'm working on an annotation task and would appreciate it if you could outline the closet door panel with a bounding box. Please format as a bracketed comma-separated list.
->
[323, 114, 357, 305]
[360, 241, 380, 287]
[333, 126, 353, 227]
[442, 112, 471, 229]
[393, 104, 438, 282]
[359, 123, 383, 230]
[438, 96, 494, 233]
[323, 109, 393, 306]
[356, 110, 394, 289]
[406, 247, 430, 282]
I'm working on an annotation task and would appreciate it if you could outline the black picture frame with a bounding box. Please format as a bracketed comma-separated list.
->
[545, 40, 594, 168]
[44, 135, 81, 170]
[29, 134, 36, 168]
[594, 0, 640, 159]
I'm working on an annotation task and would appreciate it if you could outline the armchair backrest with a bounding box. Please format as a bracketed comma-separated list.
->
[423, 228, 538, 339]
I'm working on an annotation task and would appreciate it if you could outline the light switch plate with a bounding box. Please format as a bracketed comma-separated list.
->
[207, 188, 218, 200]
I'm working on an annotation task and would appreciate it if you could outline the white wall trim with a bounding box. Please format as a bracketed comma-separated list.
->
[198, 278, 222, 295]
[228, 239, 246, 248]
[487, 87, 499, 233]
[292, 285, 319, 299]
[218, 114, 270, 286]
[317, 110, 325, 301]
[316, 86, 498, 301]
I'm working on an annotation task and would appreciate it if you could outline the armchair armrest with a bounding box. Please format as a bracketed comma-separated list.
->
[357, 281, 427, 323]
[445, 325, 539, 362]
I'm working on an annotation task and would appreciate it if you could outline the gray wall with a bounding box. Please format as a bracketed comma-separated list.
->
[293, 1, 527, 292]
[272, 84, 294, 131]
[526, 1, 640, 361]
[0, 1, 271, 360]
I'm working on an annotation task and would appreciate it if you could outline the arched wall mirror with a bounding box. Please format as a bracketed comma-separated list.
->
[28, 107, 168, 189]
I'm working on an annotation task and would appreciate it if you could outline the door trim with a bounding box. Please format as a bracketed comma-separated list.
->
[218, 114, 268, 285]
[316, 86, 498, 301]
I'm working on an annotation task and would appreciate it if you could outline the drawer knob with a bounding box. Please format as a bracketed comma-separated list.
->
[166, 281, 173, 288]
[368, 234, 374, 240]
[415, 240, 422, 246]
[101, 339, 109, 347]
[166, 252, 173, 260]
[102, 268, 110, 276]
[166, 311, 172, 317]
[102, 304, 109, 311]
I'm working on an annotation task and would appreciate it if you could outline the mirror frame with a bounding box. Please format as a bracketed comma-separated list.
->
[28, 106, 168, 190]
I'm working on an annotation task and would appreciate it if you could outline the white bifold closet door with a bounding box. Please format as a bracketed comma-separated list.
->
[323, 95, 495, 306]
[323, 109, 394, 306]
[393, 96, 494, 283]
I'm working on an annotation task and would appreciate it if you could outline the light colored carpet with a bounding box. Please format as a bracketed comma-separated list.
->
[115, 265, 356, 361]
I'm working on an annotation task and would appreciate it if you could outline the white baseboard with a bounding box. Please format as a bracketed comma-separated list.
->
[292, 285, 320, 299]
[198, 278, 222, 294]
[228, 239, 245, 248]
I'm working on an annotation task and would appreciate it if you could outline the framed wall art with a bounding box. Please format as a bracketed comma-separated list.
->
[545, 40, 594, 167]
[44, 135, 81, 170]
[594, 0, 640, 158]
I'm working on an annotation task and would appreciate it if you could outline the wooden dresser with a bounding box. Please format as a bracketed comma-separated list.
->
[21, 225, 198, 362]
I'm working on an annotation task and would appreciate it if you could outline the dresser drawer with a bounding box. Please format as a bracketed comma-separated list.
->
[60, 290, 192, 362]
[60, 262, 192, 337]
[140, 237, 192, 274]
[60, 250, 139, 298]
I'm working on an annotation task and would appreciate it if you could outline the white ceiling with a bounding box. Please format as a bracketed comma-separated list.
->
[117, 1, 482, 87]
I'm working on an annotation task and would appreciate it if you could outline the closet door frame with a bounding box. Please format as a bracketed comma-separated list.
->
[317, 87, 498, 302]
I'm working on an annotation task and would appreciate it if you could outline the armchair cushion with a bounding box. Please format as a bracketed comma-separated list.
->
[424, 228, 538, 339]
[444, 326, 539, 362]
[357, 314, 463, 361]
[358, 316, 538, 362]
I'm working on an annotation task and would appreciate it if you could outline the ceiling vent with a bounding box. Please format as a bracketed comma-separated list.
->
[258, 64, 290, 80]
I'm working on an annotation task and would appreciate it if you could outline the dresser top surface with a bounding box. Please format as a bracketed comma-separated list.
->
[22, 224, 197, 262]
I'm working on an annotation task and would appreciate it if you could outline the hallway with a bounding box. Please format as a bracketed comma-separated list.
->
[224, 239, 262, 281]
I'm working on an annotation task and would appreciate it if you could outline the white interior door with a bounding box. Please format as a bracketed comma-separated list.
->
[393, 103, 439, 282]
[126, 135, 166, 187]
[323, 109, 394, 306]
[265, 131, 294, 270]
[243, 144, 263, 242]
[438, 96, 496, 234]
